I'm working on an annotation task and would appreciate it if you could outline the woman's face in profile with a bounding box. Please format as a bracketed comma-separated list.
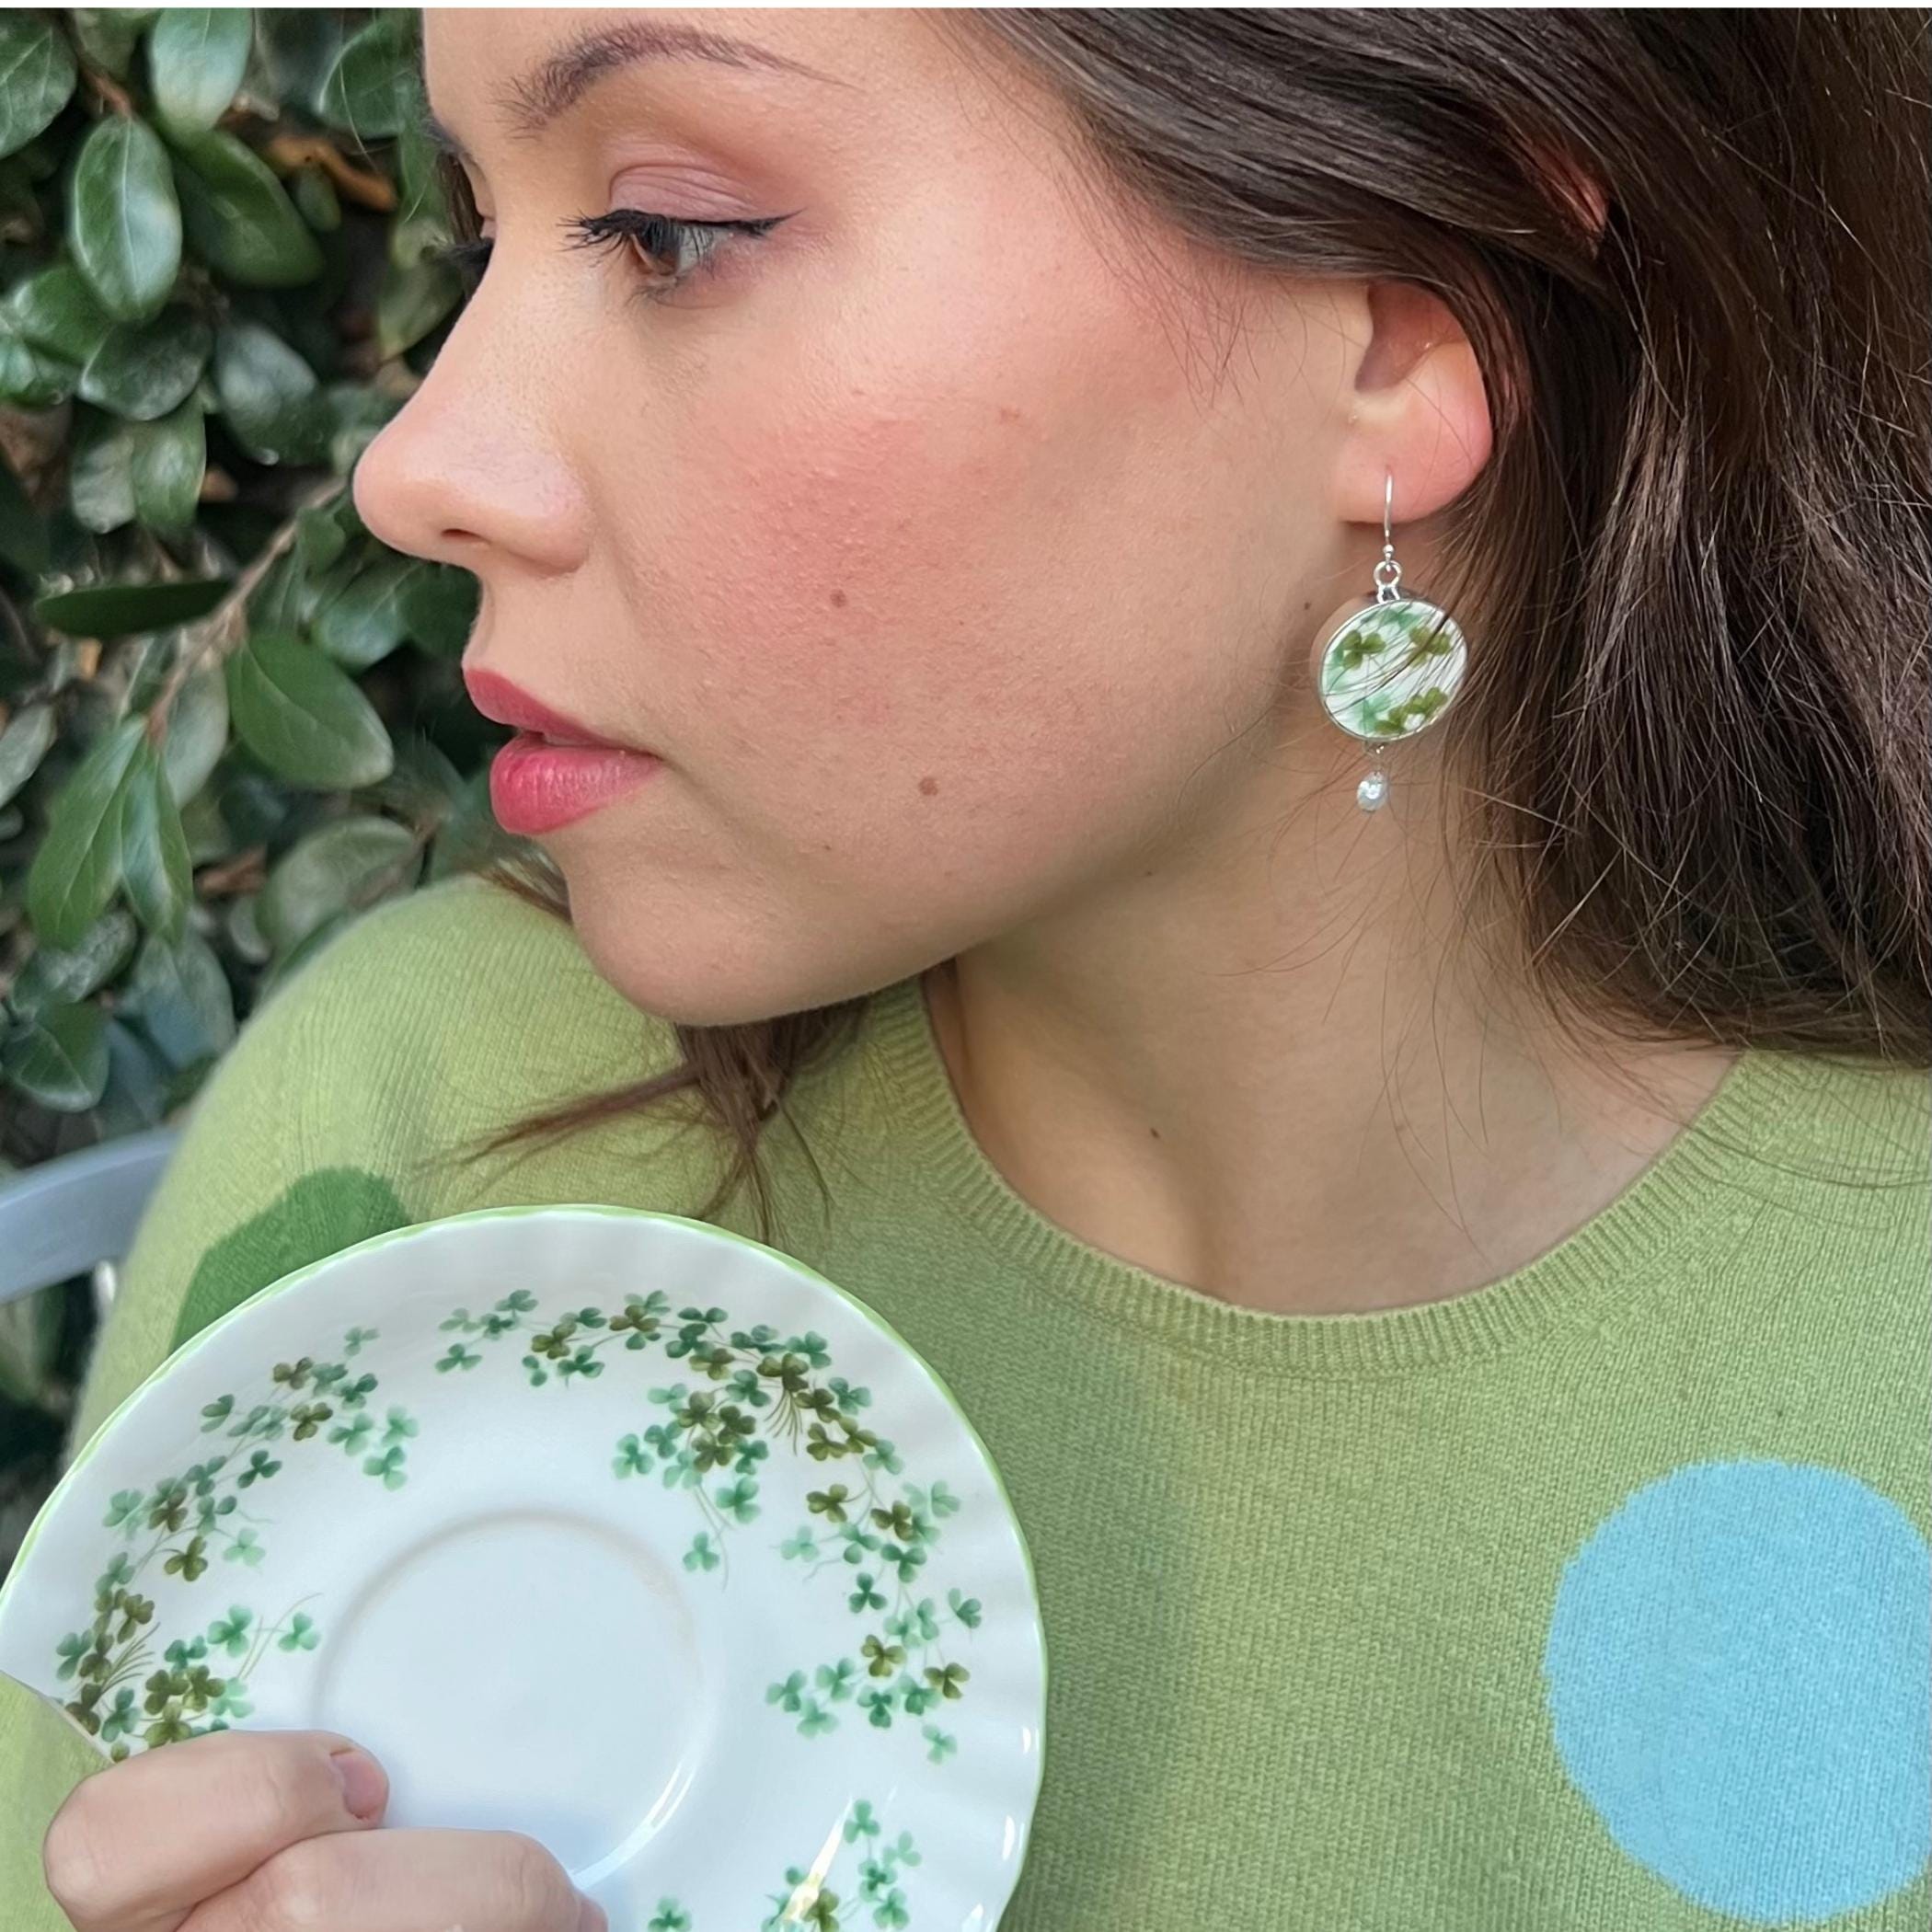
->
[356, 10, 1356, 1024]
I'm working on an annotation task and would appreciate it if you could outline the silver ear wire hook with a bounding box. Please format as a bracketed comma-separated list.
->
[1374, 469, 1402, 604]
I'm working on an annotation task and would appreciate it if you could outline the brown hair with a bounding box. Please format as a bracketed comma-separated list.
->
[442, 8, 1931, 1242]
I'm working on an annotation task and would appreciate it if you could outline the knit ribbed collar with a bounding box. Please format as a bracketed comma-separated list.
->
[853, 970, 1885, 1380]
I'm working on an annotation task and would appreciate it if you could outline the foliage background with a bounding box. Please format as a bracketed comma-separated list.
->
[0, 7, 518, 1571]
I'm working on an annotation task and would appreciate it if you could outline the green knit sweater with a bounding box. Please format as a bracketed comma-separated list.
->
[4, 874, 1927, 1930]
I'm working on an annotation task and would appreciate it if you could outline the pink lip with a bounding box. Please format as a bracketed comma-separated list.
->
[463, 665, 650, 753]
[489, 733, 662, 834]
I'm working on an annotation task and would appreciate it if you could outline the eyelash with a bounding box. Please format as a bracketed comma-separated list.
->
[441, 208, 785, 304]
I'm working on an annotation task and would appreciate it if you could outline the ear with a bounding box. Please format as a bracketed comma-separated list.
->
[1335, 279, 1493, 529]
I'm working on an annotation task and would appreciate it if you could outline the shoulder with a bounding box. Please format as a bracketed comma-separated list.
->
[1722, 1050, 1929, 1485]
[75, 873, 703, 1437]
[262, 868, 684, 1135]
[267, 868, 638, 1045]
[252, 869, 708, 1215]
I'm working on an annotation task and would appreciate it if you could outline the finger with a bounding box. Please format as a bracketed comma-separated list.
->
[42, 1729, 388, 1932]
[176, 1827, 606, 1932]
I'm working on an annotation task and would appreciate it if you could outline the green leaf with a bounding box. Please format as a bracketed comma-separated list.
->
[259, 813, 419, 954]
[68, 11, 157, 82]
[70, 117, 182, 322]
[374, 257, 460, 357]
[0, 456, 49, 576]
[326, 381, 398, 473]
[35, 577, 228, 638]
[317, 15, 418, 142]
[314, 553, 419, 669]
[0, 318, 77, 408]
[294, 503, 347, 572]
[7, 905, 137, 1016]
[121, 925, 234, 1068]
[0, 1279, 66, 1408]
[118, 739, 192, 941]
[0, 703, 58, 811]
[25, 716, 144, 949]
[242, 551, 305, 642]
[290, 165, 339, 233]
[96, 1013, 172, 1135]
[130, 397, 206, 533]
[0, 18, 77, 161]
[2, 1000, 110, 1112]
[212, 319, 328, 465]
[253, 10, 347, 120]
[398, 563, 478, 659]
[78, 305, 210, 420]
[224, 630, 394, 789]
[68, 410, 137, 533]
[157, 660, 228, 805]
[170, 129, 324, 288]
[7, 262, 112, 360]
[394, 110, 451, 236]
[149, 7, 253, 135]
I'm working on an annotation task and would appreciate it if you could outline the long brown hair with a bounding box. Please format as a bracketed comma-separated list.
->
[442, 8, 1932, 1243]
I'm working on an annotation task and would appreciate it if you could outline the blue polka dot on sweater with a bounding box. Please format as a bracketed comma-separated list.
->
[1543, 1459, 1930, 1923]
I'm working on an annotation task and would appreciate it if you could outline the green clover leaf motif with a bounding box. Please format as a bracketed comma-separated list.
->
[205, 1606, 253, 1658]
[714, 1477, 760, 1524]
[277, 1613, 321, 1653]
[98, 1688, 139, 1742]
[330, 1414, 374, 1455]
[163, 1535, 209, 1581]
[815, 1658, 857, 1703]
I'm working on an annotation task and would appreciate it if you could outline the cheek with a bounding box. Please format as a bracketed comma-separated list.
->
[583, 248, 1306, 924]
[620, 369, 1087, 822]
[703, 398, 1162, 885]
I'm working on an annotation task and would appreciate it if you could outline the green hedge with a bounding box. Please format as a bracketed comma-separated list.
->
[0, 7, 513, 1566]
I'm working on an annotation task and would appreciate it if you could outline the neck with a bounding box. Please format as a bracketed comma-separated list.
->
[920, 722, 1742, 1318]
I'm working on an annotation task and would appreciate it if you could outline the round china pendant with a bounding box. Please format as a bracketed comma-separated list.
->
[1316, 595, 1468, 744]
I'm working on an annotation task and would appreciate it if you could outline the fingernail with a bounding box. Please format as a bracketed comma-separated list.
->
[329, 1746, 387, 1822]
[577, 1896, 608, 1932]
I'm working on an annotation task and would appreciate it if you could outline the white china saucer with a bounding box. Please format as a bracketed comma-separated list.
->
[0, 1206, 1047, 1930]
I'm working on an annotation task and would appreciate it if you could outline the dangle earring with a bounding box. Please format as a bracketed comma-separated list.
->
[1311, 470, 1470, 811]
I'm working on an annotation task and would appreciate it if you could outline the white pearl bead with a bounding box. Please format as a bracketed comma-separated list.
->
[1356, 768, 1388, 811]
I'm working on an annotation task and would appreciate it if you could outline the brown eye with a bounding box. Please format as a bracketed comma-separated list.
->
[565, 208, 788, 300]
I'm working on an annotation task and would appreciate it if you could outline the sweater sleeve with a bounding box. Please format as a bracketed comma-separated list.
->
[0, 900, 422, 1929]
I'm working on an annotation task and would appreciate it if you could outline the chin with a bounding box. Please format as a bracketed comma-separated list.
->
[563, 895, 891, 1033]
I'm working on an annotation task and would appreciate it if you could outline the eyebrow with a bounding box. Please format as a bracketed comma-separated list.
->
[492, 18, 845, 139]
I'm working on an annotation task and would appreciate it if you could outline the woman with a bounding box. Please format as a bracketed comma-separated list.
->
[9, 8, 1927, 1929]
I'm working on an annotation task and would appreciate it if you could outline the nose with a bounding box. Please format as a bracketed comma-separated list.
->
[352, 287, 592, 578]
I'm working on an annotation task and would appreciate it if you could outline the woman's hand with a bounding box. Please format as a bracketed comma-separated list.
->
[42, 1728, 607, 1932]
